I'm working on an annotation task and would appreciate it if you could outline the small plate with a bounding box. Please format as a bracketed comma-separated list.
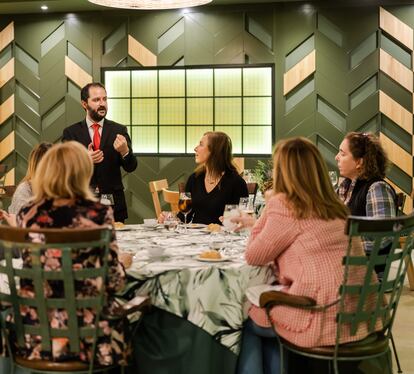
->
[196, 256, 229, 262]
[187, 223, 207, 229]
[115, 226, 131, 231]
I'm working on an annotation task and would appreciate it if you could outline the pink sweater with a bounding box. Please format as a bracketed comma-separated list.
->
[246, 194, 381, 347]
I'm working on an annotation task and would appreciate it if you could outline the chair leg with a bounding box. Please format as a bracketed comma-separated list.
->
[390, 333, 403, 373]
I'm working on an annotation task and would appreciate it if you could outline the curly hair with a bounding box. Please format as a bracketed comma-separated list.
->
[345, 132, 388, 179]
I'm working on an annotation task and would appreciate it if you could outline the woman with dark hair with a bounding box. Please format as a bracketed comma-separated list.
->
[183, 131, 248, 224]
[335, 132, 396, 277]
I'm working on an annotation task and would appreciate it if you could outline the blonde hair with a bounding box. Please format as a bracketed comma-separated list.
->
[22, 142, 53, 183]
[273, 137, 348, 220]
[31, 141, 96, 202]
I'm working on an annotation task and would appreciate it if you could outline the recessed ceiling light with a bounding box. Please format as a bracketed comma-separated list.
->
[41, 5, 48, 10]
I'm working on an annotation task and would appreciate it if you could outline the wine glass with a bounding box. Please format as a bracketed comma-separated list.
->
[328, 171, 338, 188]
[239, 197, 255, 216]
[178, 192, 192, 232]
[222, 204, 240, 232]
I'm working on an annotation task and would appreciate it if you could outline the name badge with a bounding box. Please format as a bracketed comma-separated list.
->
[100, 194, 114, 206]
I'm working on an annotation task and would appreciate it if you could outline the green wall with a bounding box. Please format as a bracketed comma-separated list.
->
[0, 2, 412, 221]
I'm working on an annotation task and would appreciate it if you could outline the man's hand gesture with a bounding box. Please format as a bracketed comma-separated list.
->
[88, 143, 104, 164]
[113, 134, 129, 157]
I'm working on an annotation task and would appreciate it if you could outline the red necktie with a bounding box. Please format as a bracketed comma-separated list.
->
[92, 123, 101, 150]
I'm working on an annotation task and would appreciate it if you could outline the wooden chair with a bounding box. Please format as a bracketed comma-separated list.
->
[162, 188, 179, 213]
[0, 226, 149, 374]
[260, 214, 414, 374]
[233, 157, 244, 175]
[149, 179, 169, 218]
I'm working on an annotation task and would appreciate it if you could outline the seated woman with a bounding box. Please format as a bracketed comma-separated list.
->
[236, 137, 381, 374]
[164, 131, 248, 225]
[0, 142, 52, 226]
[335, 132, 396, 277]
[14, 141, 131, 366]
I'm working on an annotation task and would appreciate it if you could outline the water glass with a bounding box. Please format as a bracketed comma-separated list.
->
[328, 171, 338, 187]
[222, 204, 240, 232]
[239, 196, 255, 216]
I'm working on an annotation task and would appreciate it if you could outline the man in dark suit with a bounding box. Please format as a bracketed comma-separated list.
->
[62, 82, 137, 222]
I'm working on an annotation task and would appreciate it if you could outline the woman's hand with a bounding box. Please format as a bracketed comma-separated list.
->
[158, 211, 167, 223]
[0, 210, 16, 227]
[118, 252, 132, 269]
[231, 212, 256, 231]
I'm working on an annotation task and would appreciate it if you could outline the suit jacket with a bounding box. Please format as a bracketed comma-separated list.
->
[62, 119, 137, 222]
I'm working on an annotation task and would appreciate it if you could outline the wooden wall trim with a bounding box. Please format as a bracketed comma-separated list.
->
[379, 90, 412, 134]
[380, 132, 412, 176]
[128, 35, 157, 67]
[0, 131, 14, 161]
[379, 7, 413, 51]
[64, 56, 92, 89]
[283, 50, 315, 95]
[0, 58, 14, 89]
[379, 49, 413, 92]
[0, 22, 14, 53]
[0, 95, 14, 125]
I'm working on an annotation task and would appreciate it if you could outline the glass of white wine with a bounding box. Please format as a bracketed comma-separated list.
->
[328, 171, 338, 188]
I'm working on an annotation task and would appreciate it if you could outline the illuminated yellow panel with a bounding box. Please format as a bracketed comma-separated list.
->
[159, 126, 185, 153]
[214, 68, 242, 96]
[105, 71, 130, 97]
[215, 98, 241, 125]
[132, 70, 158, 97]
[107, 99, 130, 124]
[243, 67, 272, 96]
[159, 98, 185, 125]
[131, 126, 158, 153]
[187, 98, 213, 125]
[214, 126, 242, 154]
[159, 70, 185, 97]
[243, 126, 272, 154]
[132, 98, 157, 125]
[187, 69, 213, 96]
[186, 126, 213, 152]
[244, 97, 272, 125]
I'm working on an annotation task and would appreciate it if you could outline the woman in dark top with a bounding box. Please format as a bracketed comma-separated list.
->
[184, 131, 248, 224]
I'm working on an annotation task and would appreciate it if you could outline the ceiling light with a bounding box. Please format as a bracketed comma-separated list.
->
[87, 0, 212, 10]
[40, 5, 48, 10]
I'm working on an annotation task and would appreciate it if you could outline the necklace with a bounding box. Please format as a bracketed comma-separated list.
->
[205, 174, 220, 185]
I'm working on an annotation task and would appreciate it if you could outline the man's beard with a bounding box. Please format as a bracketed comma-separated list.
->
[87, 105, 107, 122]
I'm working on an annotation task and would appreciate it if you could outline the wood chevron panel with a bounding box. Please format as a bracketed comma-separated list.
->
[0, 95, 14, 124]
[379, 91, 412, 133]
[386, 178, 412, 215]
[128, 35, 157, 66]
[64, 56, 92, 89]
[380, 133, 412, 176]
[379, 7, 413, 51]
[5, 168, 15, 186]
[283, 50, 315, 95]
[0, 22, 14, 52]
[379, 49, 413, 92]
[0, 131, 14, 161]
[0, 58, 14, 89]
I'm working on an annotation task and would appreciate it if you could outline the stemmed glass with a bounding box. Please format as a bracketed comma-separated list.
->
[178, 192, 192, 232]
[329, 171, 338, 188]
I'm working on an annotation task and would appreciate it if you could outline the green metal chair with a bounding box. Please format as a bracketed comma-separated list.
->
[0, 225, 146, 374]
[260, 214, 414, 374]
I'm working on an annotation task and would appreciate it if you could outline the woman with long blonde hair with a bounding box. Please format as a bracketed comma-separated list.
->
[236, 137, 380, 374]
[14, 141, 131, 367]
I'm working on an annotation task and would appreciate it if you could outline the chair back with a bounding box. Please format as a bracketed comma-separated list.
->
[149, 179, 169, 218]
[162, 188, 179, 213]
[233, 157, 244, 175]
[0, 226, 112, 367]
[337, 215, 414, 348]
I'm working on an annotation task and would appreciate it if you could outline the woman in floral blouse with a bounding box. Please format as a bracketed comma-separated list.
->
[14, 141, 131, 366]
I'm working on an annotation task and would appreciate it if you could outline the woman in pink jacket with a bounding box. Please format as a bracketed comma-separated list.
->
[236, 137, 380, 374]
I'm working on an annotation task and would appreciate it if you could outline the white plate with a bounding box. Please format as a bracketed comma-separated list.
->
[187, 223, 207, 229]
[196, 256, 229, 262]
[115, 226, 131, 231]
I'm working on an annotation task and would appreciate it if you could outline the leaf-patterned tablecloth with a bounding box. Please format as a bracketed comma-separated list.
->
[117, 225, 273, 354]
